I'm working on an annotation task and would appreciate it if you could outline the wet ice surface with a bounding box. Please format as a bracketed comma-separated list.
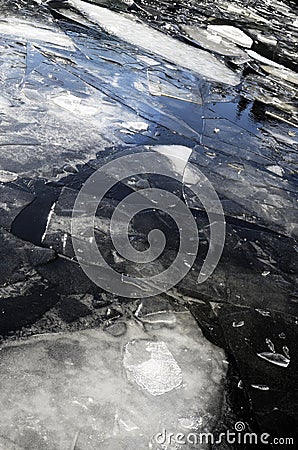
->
[0, 0, 296, 234]
[0, 0, 297, 446]
[0, 312, 227, 450]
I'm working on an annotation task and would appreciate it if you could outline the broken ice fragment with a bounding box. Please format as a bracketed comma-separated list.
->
[207, 25, 253, 48]
[265, 111, 298, 127]
[120, 121, 149, 132]
[255, 309, 271, 317]
[257, 34, 277, 46]
[265, 338, 275, 353]
[257, 352, 290, 368]
[0, 19, 75, 49]
[123, 340, 182, 395]
[182, 25, 246, 57]
[147, 67, 203, 103]
[0, 170, 18, 183]
[261, 65, 298, 86]
[267, 165, 284, 177]
[69, 0, 240, 85]
[283, 346, 290, 359]
[136, 311, 177, 329]
[251, 384, 270, 391]
[51, 93, 99, 116]
[153, 145, 192, 175]
[262, 271, 270, 277]
[104, 321, 127, 337]
[246, 50, 282, 68]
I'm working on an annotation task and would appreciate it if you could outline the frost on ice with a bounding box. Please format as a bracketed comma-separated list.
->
[123, 340, 183, 396]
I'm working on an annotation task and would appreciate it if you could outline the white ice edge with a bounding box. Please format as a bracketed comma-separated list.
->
[246, 49, 284, 68]
[0, 19, 75, 49]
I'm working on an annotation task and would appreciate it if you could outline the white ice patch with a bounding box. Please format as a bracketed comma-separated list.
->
[207, 25, 253, 48]
[41, 202, 56, 243]
[257, 33, 277, 46]
[120, 121, 149, 132]
[69, 0, 240, 86]
[251, 384, 270, 391]
[50, 93, 99, 116]
[123, 340, 183, 395]
[261, 65, 298, 86]
[136, 54, 160, 66]
[267, 165, 284, 177]
[0, 170, 18, 183]
[182, 25, 246, 57]
[0, 95, 12, 108]
[246, 50, 283, 68]
[0, 313, 226, 448]
[0, 19, 75, 49]
[153, 145, 192, 175]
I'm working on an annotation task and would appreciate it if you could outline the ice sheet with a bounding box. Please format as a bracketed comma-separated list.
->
[69, 0, 240, 85]
[0, 0, 297, 443]
[0, 18, 75, 48]
[0, 312, 227, 449]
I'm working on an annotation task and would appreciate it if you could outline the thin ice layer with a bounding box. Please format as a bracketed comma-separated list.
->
[0, 39, 146, 180]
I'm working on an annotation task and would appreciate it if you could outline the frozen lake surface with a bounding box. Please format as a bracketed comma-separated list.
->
[0, 0, 297, 447]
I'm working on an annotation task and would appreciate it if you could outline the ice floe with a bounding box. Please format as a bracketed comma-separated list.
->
[69, 0, 240, 85]
[0, 312, 227, 448]
[207, 25, 253, 48]
[0, 18, 75, 49]
[182, 25, 247, 57]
